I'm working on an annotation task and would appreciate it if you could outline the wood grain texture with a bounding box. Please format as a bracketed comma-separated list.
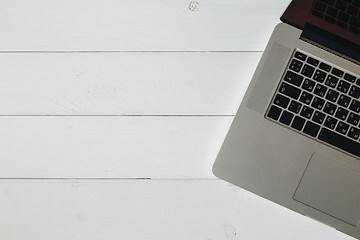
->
[0, 52, 260, 115]
[0, 179, 353, 240]
[0, 116, 231, 178]
[0, 0, 290, 51]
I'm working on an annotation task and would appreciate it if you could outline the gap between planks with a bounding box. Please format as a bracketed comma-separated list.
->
[0, 178, 220, 180]
[0, 115, 235, 117]
[0, 51, 263, 53]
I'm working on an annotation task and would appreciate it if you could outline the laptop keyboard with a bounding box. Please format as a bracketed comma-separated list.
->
[266, 50, 360, 158]
[311, 0, 360, 35]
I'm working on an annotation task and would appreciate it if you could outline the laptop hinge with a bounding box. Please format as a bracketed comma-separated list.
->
[300, 23, 360, 65]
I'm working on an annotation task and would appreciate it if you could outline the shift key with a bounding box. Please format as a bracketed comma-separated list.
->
[279, 82, 301, 99]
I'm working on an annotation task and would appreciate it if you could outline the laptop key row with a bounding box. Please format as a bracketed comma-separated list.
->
[267, 50, 360, 159]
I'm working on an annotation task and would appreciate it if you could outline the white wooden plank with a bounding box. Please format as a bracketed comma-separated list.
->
[0, 52, 260, 115]
[0, 179, 353, 240]
[0, 116, 232, 178]
[0, 0, 290, 51]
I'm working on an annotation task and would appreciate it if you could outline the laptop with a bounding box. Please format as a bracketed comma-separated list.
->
[213, 0, 360, 238]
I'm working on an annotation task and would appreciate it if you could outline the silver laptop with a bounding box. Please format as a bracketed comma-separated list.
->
[213, 0, 360, 238]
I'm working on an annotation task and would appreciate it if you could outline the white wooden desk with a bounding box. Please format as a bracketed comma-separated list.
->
[0, 0, 355, 239]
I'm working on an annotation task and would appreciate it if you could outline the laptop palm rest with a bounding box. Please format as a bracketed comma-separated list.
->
[294, 153, 360, 227]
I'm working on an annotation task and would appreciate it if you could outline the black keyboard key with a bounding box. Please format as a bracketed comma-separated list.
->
[347, 112, 360, 126]
[318, 128, 360, 158]
[314, 84, 328, 97]
[300, 92, 314, 105]
[348, 6, 358, 16]
[349, 85, 360, 99]
[289, 59, 303, 72]
[325, 89, 339, 102]
[335, 0, 347, 10]
[337, 80, 350, 93]
[279, 83, 301, 99]
[325, 75, 339, 88]
[337, 94, 351, 107]
[301, 64, 315, 78]
[267, 105, 282, 120]
[331, 68, 344, 77]
[325, 116, 338, 129]
[354, 0, 360, 7]
[319, 62, 331, 72]
[302, 79, 316, 92]
[324, 102, 337, 115]
[300, 106, 314, 119]
[313, 70, 327, 83]
[311, 97, 325, 110]
[294, 52, 307, 61]
[288, 100, 302, 114]
[291, 116, 306, 131]
[312, 111, 326, 124]
[350, 16, 360, 26]
[348, 127, 360, 140]
[327, 7, 339, 18]
[303, 121, 321, 137]
[357, 78, 360, 86]
[315, 1, 327, 11]
[335, 107, 349, 120]
[279, 111, 294, 126]
[284, 71, 304, 86]
[344, 73, 356, 83]
[350, 99, 360, 113]
[336, 121, 349, 134]
[307, 57, 319, 67]
[339, 11, 350, 22]
[273, 94, 290, 108]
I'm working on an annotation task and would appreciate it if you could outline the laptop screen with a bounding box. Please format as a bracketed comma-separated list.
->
[281, 0, 360, 47]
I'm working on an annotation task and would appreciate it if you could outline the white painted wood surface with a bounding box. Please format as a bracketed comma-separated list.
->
[0, 116, 231, 178]
[0, 0, 355, 239]
[0, 53, 259, 115]
[0, 180, 353, 240]
[0, 0, 289, 51]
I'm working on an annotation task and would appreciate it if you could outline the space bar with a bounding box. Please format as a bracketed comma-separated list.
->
[318, 128, 360, 158]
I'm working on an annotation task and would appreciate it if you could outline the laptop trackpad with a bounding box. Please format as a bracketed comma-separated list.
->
[293, 153, 360, 227]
